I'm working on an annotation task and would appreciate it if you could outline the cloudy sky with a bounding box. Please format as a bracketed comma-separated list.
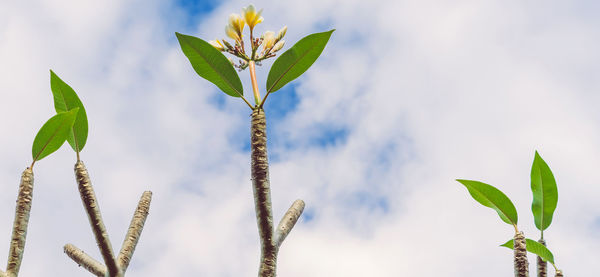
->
[0, 0, 598, 276]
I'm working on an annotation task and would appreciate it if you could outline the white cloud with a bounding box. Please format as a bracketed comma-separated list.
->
[0, 0, 598, 276]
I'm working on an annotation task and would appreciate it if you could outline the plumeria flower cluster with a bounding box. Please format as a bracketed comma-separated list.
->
[208, 4, 287, 71]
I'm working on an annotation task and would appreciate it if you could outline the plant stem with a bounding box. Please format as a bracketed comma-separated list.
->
[555, 270, 563, 277]
[514, 231, 529, 277]
[75, 161, 122, 277]
[251, 109, 276, 276]
[537, 238, 547, 277]
[64, 243, 107, 277]
[274, 200, 305, 249]
[117, 191, 152, 273]
[249, 61, 261, 106]
[5, 168, 34, 276]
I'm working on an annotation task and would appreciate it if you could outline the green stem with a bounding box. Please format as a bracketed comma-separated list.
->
[249, 61, 261, 105]
[5, 168, 34, 276]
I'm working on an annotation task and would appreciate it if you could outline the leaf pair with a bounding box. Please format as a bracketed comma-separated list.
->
[457, 151, 560, 265]
[31, 71, 88, 164]
[457, 152, 558, 230]
[176, 30, 334, 101]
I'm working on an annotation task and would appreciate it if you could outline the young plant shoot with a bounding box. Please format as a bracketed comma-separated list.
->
[458, 151, 564, 277]
[0, 107, 78, 277]
[176, 4, 333, 276]
[456, 179, 529, 276]
[530, 151, 559, 277]
[49, 71, 152, 277]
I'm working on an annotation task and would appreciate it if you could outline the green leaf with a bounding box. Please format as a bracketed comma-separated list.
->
[32, 109, 79, 162]
[50, 70, 88, 153]
[266, 29, 334, 93]
[500, 238, 555, 264]
[175, 32, 243, 98]
[531, 151, 558, 231]
[457, 179, 518, 226]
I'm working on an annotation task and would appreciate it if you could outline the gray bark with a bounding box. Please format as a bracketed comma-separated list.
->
[251, 109, 277, 276]
[64, 243, 107, 277]
[537, 239, 547, 277]
[117, 191, 152, 272]
[514, 231, 529, 277]
[5, 168, 34, 277]
[75, 161, 121, 277]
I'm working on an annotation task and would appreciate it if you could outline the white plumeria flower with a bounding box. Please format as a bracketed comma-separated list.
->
[242, 5, 264, 31]
[226, 13, 245, 42]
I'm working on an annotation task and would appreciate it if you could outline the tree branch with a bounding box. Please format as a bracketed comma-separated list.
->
[274, 199, 304, 250]
[63, 243, 107, 277]
[117, 191, 152, 273]
[74, 161, 121, 277]
[250, 109, 277, 276]
[514, 231, 529, 277]
[537, 238, 547, 277]
[5, 168, 34, 276]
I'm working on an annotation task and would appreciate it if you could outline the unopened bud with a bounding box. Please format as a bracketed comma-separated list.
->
[272, 40, 285, 52]
[209, 39, 224, 51]
[277, 26, 287, 41]
[222, 40, 234, 50]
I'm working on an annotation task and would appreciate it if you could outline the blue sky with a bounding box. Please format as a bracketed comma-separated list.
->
[1, 0, 599, 276]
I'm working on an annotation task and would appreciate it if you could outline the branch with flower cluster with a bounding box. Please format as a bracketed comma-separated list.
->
[176, 4, 333, 276]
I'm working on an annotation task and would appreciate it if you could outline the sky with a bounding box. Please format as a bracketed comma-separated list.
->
[0, 0, 599, 276]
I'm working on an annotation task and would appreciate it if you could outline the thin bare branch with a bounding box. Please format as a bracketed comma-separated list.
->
[64, 243, 107, 277]
[6, 168, 34, 276]
[74, 161, 121, 276]
[117, 191, 152, 273]
[274, 199, 305, 249]
[250, 109, 277, 276]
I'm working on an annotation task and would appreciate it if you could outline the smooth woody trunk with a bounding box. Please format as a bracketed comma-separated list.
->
[537, 239, 547, 277]
[5, 168, 34, 277]
[251, 109, 277, 276]
[514, 231, 529, 277]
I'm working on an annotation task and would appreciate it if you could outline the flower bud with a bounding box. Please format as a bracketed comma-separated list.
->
[276, 26, 287, 41]
[271, 40, 285, 52]
[209, 39, 224, 51]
